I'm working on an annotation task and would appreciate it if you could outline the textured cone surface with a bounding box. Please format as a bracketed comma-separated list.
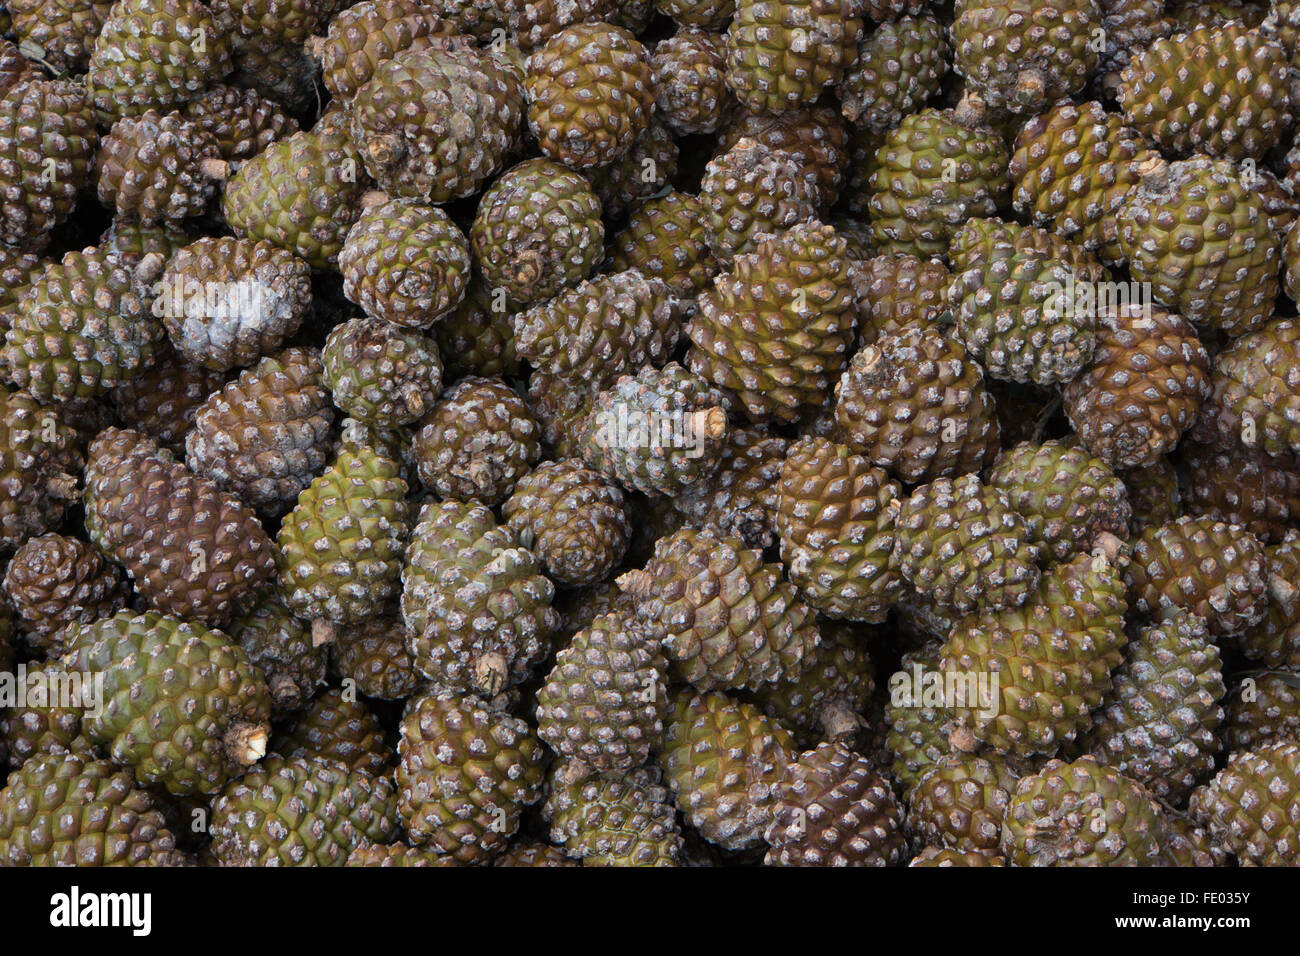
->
[0, 245, 42, 318]
[1161, 811, 1228, 867]
[893, 474, 1041, 616]
[1265, 0, 1300, 51]
[527, 371, 594, 459]
[96, 110, 221, 225]
[910, 754, 1019, 853]
[212, 0, 332, 110]
[86, 0, 231, 123]
[1190, 740, 1300, 866]
[230, 593, 325, 717]
[222, 125, 369, 271]
[867, 109, 1008, 258]
[317, 0, 462, 100]
[274, 688, 391, 776]
[1252, 167, 1299, 239]
[606, 190, 719, 298]
[349, 46, 521, 203]
[651, 28, 731, 135]
[988, 439, 1131, 564]
[854, 255, 951, 346]
[697, 139, 819, 266]
[1001, 757, 1167, 865]
[0, 39, 35, 94]
[951, 0, 1099, 114]
[1119, 157, 1280, 338]
[1225, 672, 1300, 751]
[276, 445, 409, 628]
[943, 546, 1127, 756]
[537, 613, 668, 772]
[554, 581, 635, 642]
[620, 527, 819, 692]
[775, 437, 902, 623]
[339, 198, 471, 329]
[752, 620, 874, 741]
[402, 499, 556, 696]
[471, 158, 604, 308]
[52, 396, 116, 449]
[948, 247, 1096, 386]
[689, 221, 857, 425]
[1178, 441, 1300, 544]
[83, 428, 277, 627]
[886, 640, 964, 795]
[210, 755, 397, 866]
[1238, 532, 1300, 668]
[1084, 610, 1224, 800]
[948, 217, 1106, 284]
[515, 269, 681, 393]
[579, 363, 729, 497]
[329, 611, 420, 701]
[322, 317, 443, 429]
[346, 843, 458, 866]
[331, 417, 417, 490]
[584, 117, 679, 221]
[544, 765, 683, 865]
[764, 740, 902, 866]
[1009, 100, 1155, 266]
[1118, 23, 1291, 161]
[7, 0, 113, 72]
[110, 344, 228, 453]
[0, 78, 97, 250]
[99, 219, 195, 268]
[1193, 318, 1300, 457]
[0, 753, 184, 866]
[0, 660, 95, 768]
[671, 427, 788, 550]
[62, 610, 271, 796]
[834, 328, 1001, 484]
[1164, 0, 1265, 32]
[186, 347, 335, 517]
[225, 34, 318, 115]
[1288, 218, 1300, 300]
[658, 691, 794, 851]
[414, 376, 540, 505]
[654, 0, 733, 29]
[158, 236, 312, 373]
[838, 14, 948, 134]
[1, 533, 128, 653]
[714, 106, 850, 214]
[0, 389, 82, 552]
[834, 213, 876, 260]
[1123, 458, 1181, 532]
[1062, 305, 1210, 470]
[434, 278, 520, 380]
[397, 692, 544, 863]
[5, 250, 163, 401]
[1126, 515, 1267, 637]
[525, 22, 653, 170]
[503, 459, 630, 587]
[180, 84, 298, 162]
[724, 0, 862, 112]
[625, 495, 691, 567]
[910, 847, 1007, 866]
[497, 0, 619, 50]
